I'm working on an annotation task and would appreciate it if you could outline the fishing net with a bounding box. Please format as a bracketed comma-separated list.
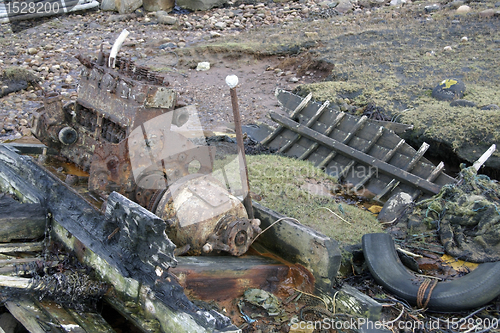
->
[414, 165, 500, 263]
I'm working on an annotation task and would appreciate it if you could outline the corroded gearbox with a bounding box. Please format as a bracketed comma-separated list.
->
[154, 174, 261, 256]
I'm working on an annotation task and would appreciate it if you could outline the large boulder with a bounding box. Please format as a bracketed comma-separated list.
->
[115, 0, 142, 14]
[177, 0, 227, 11]
[143, 0, 175, 12]
[101, 0, 117, 11]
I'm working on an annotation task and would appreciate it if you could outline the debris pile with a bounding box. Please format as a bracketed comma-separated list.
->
[412, 165, 500, 262]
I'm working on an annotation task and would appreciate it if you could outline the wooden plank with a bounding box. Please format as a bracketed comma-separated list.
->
[0, 194, 46, 242]
[261, 92, 312, 145]
[278, 100, 330, 154]
[0, 241, 44, 254]
[270, 112, 441, 195]
[37, 301, 88, 333]
[65, 309, 116, 333]
[373, 142, 430, 201]
[412, 161, 445, 200]
[298, 112, 346, 160]
[353, 139, 405, 193]
[5, 297, 64, 333]
[105, 296, 162, 333]
[318, 116, 368, 169]
[338, 126, 384, 180]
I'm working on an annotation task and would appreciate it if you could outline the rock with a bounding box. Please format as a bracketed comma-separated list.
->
[378, 192, 412, 223]
[431, 78, 465, 101]
[159, 42, 177, 49]
[479, 9, 495, 18]
[461, 36, 468, 43]
[456, 5, 471, 14]
[443, 45, 453, 51]
[210, 31, 222, 38]
[450, 99, 476, 107]
[177, 0, 227, 11]
[196, 62, 210, 71]
[214, 21, 226, 30]
[289, 77, 300, 83]
[115, 0, 142, 14]
[335, 0, 353, 13]
[27, 47, 39, 55]
[19, 118, 28, 126]
[143, 0, 175, 11]
[481, 104, 500, 110]
[390, 0, 405, 6]
[304, 31, 319, 38]
[101, 0, 117, 11]
[424, 4, 440, 13]
[156, 11, 178, 24]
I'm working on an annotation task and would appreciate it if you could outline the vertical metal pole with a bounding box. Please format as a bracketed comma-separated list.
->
[227, 75, 254, 219]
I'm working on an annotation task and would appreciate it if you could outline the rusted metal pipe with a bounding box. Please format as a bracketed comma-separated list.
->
[226, 75, 254, 219]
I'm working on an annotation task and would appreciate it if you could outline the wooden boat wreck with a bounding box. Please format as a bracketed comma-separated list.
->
[0, 35, 358, 331]
[249, 89, 457, 202]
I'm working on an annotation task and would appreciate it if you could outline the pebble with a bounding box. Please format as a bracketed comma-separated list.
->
[27, 48, 39, 55]
[478, 9, 495, 18]
[443, 45, 453, 51]
[214, 22, 226, 30]
[456, 5, 471, 14]
[196, 62, 211, 71]
[424, 4, 440, 13]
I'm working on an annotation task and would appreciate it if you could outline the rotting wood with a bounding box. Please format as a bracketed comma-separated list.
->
[298, 112, 346, 161]
[5, 297, 61, 333]
[373, 142, 430, 201]
[270, 112, 442, 195]
[0, 241, 44, 254]
[0, 145, 240, 333]
[317, 115, 368, 169]
[353, 139, 405, 193]
[411, 162, 445, 200]
[473, 144, 496, 171]
[338, 126, 384, 181]
[261, 92, 313, 145]
[278, 100, 330, 154]
[249, 90, 456, 201]
[0, 194, 46, 242]
[105, 295, 162, 333]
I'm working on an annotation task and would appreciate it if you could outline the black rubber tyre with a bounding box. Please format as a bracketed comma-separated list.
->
[362, 233, 500, 312]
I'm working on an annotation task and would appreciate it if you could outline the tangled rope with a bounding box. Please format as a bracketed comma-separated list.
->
[416, 278, 438, 310]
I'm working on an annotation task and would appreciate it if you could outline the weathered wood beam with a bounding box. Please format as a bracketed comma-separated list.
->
[5, 298, 57, 333]
[261, 92, 312, 145]
[270, 112, 441, 195]
[0, 194, 46, 242]
[0, 241, 44, 253]
[0, 145, 239, 333]
[252, 202, 341, 291]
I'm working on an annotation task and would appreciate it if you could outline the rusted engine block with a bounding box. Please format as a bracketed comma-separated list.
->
[31, 51, 260, 256]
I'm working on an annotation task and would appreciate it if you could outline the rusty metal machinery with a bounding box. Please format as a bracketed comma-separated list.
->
[31, 49, 261, 256]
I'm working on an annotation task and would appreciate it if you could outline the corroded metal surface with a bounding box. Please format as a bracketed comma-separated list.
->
[155, 174, 261, 256]
[32, 50, 260, 257]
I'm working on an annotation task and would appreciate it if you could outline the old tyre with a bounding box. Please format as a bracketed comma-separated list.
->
[362, 233, 500, 311]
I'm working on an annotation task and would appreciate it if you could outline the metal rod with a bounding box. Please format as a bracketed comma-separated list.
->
[226, 75, 254, 219]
